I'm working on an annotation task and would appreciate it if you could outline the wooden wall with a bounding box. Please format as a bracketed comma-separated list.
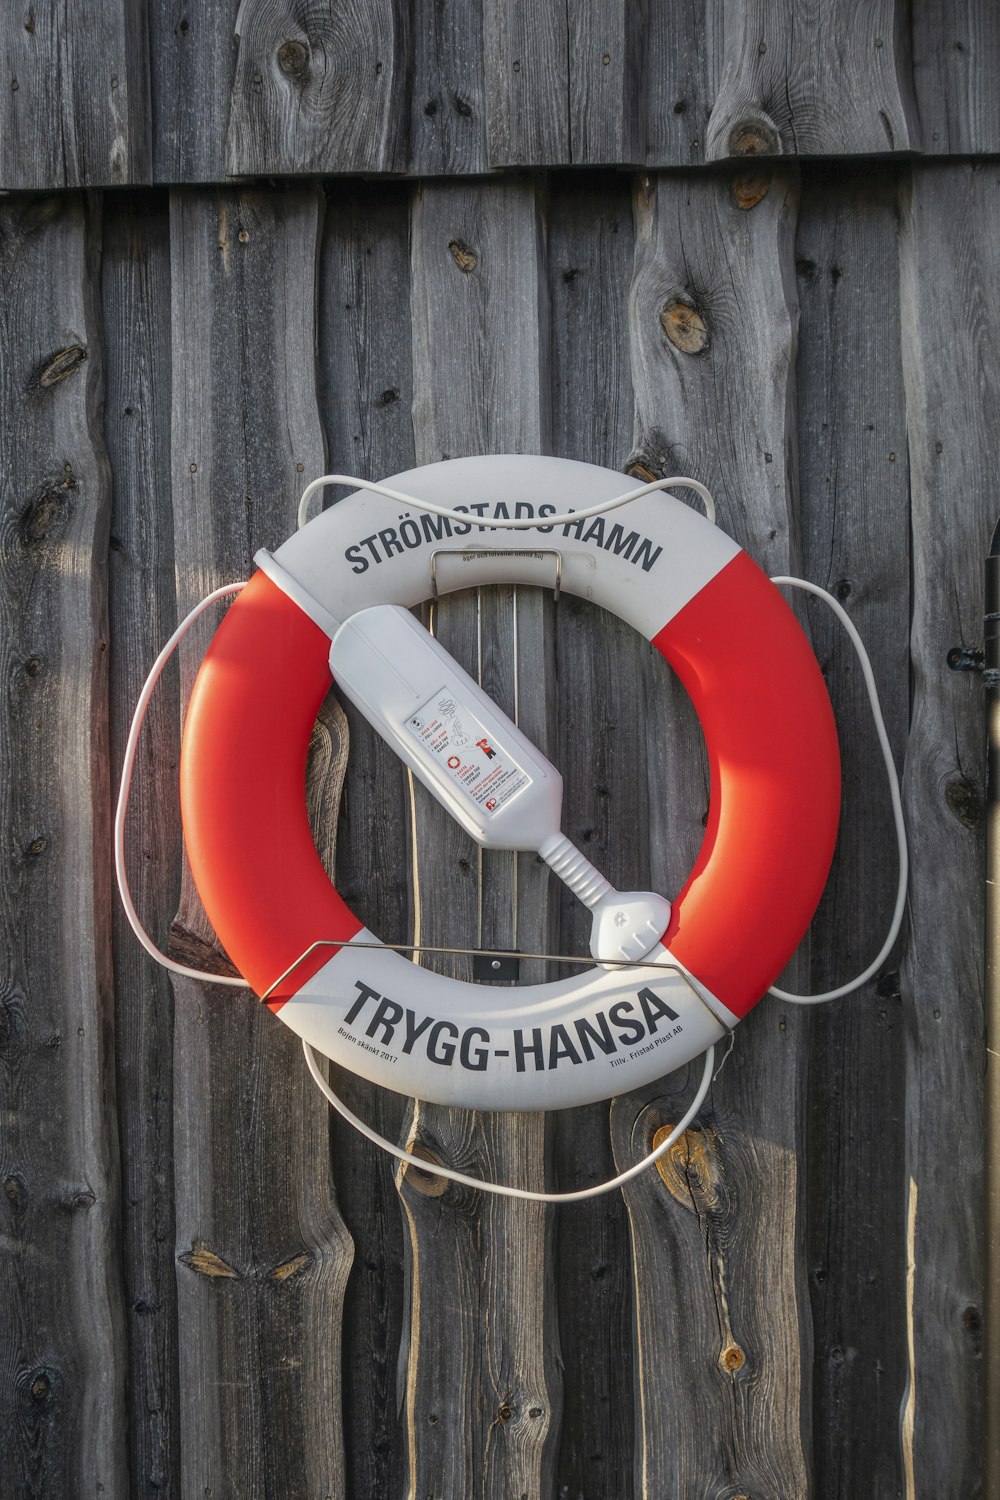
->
[2, 0, 1000, 184]
[0, 6, 995, 1498]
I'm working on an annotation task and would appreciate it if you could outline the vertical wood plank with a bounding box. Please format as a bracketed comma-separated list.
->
[103, 188, 181, 1499]
[168, 185, 355, 1500]
[705, 0, 919, 160]
[316, 180, 415, 1500]
[0, 194, 127, 1497]
[0, 4, 150, 187]
[407, 0, 488, 174]
[567, 3, 637, 166]
[483, 1, 569, 167]
[638, 0, 713, 167]
[912, 1, 1000, 156]
[225, 0, 404, 176]
[612, 166, 812, 1496]
[794, 163, 909, 1499]
[546, 171, 638, 1497]
[399, 177, 561, 1499]
[150, 1, 240, 186]
[897, 159, 997, 1499]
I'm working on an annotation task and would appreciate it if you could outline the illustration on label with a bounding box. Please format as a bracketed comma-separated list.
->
[407, 687, 532, 814]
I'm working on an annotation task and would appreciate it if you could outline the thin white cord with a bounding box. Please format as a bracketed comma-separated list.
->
[766, 577, 908, 1004]
[303, 1037, 715, 1203]
[114, 581, 249, 989]
[297, 471, 716, 532]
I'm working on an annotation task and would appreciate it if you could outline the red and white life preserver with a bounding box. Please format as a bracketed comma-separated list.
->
[179, 455, 840, 1111]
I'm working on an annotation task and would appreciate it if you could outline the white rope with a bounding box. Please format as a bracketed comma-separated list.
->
[766, 577, 908, 1003]
[297, 471, 716, 532]
[303, 1037, 715, 1203]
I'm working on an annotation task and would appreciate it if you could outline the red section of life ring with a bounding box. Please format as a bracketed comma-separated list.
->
[656, 551, 840, 1011]
[180, 556, 840, 1020]
[180, 572, 359, 1008]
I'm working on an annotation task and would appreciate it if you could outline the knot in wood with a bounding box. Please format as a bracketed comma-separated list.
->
[727, 115, 780, 157]
[403, 1143, 448, 1196]
[448, 239, 477, 273]
[660, 296, 709, 355]
[653, 1122, 720, 1207]
[732, 168, 773, 210]
[269, 1251, 312, 1281]
[946, 775, 982, 830]
[277, 40, 309, 79]
[20, 482, 73, 545]
[37, 344, 87, 388]
[719, 1342, 746, 1374]
[3, 1175, 25, 1209]
[179, 1240, 240, 1278]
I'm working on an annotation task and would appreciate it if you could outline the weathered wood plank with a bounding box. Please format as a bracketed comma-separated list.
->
[102, 188, 181, 1499]
[567, 3, 637, 166]
[638, 0, 713, 167]
[398, 177, 561, 1498]
[613, 166, 813, 1495]
[168, 185, 355, 1500]
[897, 159, 996, 1498]
[912, 1, 1000, 156]
[546, 172, 638, 1496]
[150, 1, 239, 186]
[794, 163, 909, 1499]
[0, 4, 149, 188]
[407, 0, 488, 174]
[225, 0, 404, 176]
[705, 0, 919, 160]
[483, 1, 569, 167]
[0, 195, 127, 1496]
[316, 179, 415, 1500]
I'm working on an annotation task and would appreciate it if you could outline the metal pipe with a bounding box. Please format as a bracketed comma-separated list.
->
[984, 518, 1000, 1488]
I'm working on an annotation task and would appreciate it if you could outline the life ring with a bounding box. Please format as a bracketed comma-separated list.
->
[179, 455, 840, 1111]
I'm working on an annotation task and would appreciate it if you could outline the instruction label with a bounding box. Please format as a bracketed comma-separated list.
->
[406, 687, 531, 815]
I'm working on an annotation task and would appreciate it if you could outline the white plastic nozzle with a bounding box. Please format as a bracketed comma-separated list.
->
[537, 832, 670, 963]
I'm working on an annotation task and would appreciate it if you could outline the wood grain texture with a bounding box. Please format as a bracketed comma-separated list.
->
[897, 159, 996, 1499]
[638, 0, 713, 167]
[483, 0, 569, 167]
[168, 185, 355, 1500]
[794, 164, 909, 1500]
[226, 0, 403, 176]
[11, 2, 1000, 184]
[0, 2, 149, 187]
[615, 166, 813, 1496]
[150, 0, 240, 186]
[102, 189, 181, 1499]
[705, 0, 919, 160]
[408, 0, 488, 174]
[546, 172, 638, 1497]
[398, 177, 561, 1499]
[0, 195, 127, 1497]
[317, 179, 415, 1500]
[567, 1, 637, 166]
[912, 0, 1000, 155]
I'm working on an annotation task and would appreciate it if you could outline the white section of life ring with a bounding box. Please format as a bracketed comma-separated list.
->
[257, 453, 741, 640]
[273, 931, 731, 1113]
